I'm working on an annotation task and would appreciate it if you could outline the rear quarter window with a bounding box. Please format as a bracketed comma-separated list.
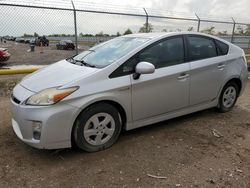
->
[187, 36, 217, 61]
[215, 40, 229, 55]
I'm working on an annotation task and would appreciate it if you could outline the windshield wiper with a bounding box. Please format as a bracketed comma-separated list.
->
[74, 60, 96, 68]
[66, 57, 75, 63]
[66, 57, 95, 67]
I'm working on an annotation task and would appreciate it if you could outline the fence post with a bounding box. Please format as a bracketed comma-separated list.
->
[231, 17, 236, 43]
[143, 8, 149, 33]
[71, 0, 78, 54]
[195, 13, 200, 32]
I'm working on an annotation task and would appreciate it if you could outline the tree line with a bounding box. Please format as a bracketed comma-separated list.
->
[22, 23, 250, 38]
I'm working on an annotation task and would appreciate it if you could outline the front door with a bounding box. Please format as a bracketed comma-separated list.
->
[131, 36, 190, 121]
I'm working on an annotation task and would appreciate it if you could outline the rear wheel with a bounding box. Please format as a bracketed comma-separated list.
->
[217, 81, 239, 113]
[73, 103, 122, 152]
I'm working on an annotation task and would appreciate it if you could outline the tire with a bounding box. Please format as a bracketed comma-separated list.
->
[73, 103, 122, 152]
[217, 81, 239, 113]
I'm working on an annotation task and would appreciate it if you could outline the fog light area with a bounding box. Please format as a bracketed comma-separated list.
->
[32, 121, 42, 140]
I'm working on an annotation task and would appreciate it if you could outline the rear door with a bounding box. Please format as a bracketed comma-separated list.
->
[186, 35, 227, 106]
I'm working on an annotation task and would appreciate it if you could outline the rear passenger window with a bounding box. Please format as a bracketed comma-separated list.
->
[139, 37, 184, 69]
[187, 36, 217, 61]
[215, 40, 229, 55]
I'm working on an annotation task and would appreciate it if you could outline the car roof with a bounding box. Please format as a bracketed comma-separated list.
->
[122, 32, 229, 43]
[122, 32, 167, 39]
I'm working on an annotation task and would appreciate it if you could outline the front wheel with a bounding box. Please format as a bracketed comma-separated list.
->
[217, 81, 239, 113]
[73, 103, 122, 152]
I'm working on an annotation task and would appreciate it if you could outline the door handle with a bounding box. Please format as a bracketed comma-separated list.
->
[217, 63, 225, 69]
[178, 73, 189, 80]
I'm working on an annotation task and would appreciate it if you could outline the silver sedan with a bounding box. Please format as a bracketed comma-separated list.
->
[11, 32, 248, 152]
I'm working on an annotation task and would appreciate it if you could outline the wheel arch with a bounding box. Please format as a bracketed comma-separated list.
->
[223, 77, 242, 97]
[70, 100, 127, 147]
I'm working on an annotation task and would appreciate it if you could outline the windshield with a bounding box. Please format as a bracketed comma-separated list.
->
[72, 37, 149, 68]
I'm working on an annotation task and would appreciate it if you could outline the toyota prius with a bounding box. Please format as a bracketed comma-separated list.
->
[11, 32, 248, 152]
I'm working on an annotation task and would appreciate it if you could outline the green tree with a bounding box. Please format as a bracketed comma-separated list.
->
[123, 28, 133, 35]
[201, 26, 215, 35]
[245, 24, 250, 35]
[34, 32, 39, 37]
[187, 27, 194, 31]
[236, 26, 244, 35]
[85, 34, 94, 37]
[23, 33, 33, 37]
[217, 30, 228, 36]
[116, 32, 121, 36]
[79, 32, 84, 37]
[103, 34, 110, 37]
[96, 31, 104, 37]
[139, 23, 153, 33]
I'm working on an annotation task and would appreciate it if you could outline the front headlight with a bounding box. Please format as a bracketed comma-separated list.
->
[26, 87, 79, 106]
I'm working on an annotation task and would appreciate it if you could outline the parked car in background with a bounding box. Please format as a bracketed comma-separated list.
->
[56, 40, 75, 50]
[3, 36, 15, 41]
[10, 36, 16, 41]
[0, 48, 11, 62]
[11, 32, 248, 152]
[25, 38, 31, 44]
[29, 39, 35, 45]
[15, 38, 25, 43]
[35, 36, 49, 46]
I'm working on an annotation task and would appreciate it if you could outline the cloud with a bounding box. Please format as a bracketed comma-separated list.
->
[0, 0, 249, 36]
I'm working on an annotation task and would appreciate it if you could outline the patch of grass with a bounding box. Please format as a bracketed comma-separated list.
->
[244, 49, 250, 54]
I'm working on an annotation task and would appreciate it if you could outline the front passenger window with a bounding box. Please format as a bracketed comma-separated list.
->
[139, 37, 184, 69]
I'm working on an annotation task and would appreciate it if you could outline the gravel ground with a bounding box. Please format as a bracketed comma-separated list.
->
[0, 78, 250, 188]
[0, 41, 80, 67]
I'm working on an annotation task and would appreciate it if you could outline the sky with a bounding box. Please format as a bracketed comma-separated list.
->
[81, 0, 250, 21]
[0, 0, 249, 36]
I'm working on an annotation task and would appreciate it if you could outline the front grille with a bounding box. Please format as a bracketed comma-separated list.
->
[11, 94, 21, 104]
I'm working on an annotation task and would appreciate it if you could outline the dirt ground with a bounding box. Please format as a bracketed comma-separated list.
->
[0, 40, 82, 67]
[0, 78, 250, 188]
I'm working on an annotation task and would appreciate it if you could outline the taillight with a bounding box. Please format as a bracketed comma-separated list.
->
[0, 49, 9, 57]
[1, 50, 8, 56]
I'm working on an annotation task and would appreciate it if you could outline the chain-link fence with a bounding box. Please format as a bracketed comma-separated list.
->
[0, 0, 250, 66]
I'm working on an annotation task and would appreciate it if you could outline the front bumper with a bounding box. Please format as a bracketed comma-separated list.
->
[10, 85, 79, 149]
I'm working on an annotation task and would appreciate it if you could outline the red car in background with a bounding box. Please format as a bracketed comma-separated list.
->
[0, 48, 11, 62]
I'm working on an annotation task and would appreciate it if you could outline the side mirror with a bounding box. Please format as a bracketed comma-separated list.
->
[133, 62, 155, 80]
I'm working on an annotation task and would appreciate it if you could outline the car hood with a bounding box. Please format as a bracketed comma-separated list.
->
[20, 60, 98, 92]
